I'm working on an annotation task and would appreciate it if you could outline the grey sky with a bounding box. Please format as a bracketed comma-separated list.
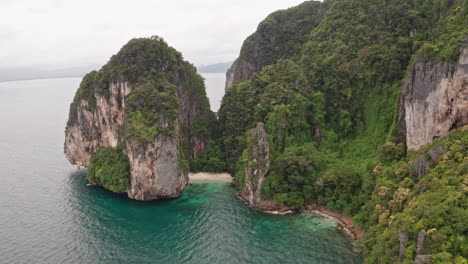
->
[0, 0, 306, 69]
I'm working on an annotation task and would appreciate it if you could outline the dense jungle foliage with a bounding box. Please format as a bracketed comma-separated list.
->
[362, 126, 468, 263]
[196, 0, 468, 262]
[87, 146, 131, 193]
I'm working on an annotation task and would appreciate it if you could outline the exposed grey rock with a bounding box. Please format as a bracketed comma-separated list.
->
[65, 78, 193, 201]
[428, 145, 447, 161]
[414, 254, 432, 264]
[225, 58, 256, 90]
[413, 155, 430, 178]
[413, 146, 447, 178]
[416, 230, 426, 255]
[398, 229, 409, 261]
[238, 124, 275, 210]
[399, 47, 468, 150]
[65, 81, 132, 167]
[225, 1, 325, 90]
[126, 134, 186, 201]
[225, 59, 237, 91]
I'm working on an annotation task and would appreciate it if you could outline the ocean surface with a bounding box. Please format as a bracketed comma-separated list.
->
[0, 77, 363, 264]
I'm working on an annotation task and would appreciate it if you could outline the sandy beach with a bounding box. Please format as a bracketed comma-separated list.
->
[188, 172, 233, 182]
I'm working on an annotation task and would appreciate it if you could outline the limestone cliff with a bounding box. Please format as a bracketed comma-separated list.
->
[225, 1, 325, 90]
[238, 124, 270, 207]
[65, 80, 131, 167]
[65, 36, 212, 200]
[238, 124, 290, 211]
[399, 47, 468, 150]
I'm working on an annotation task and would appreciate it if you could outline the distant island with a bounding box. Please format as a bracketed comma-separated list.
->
[197, 62, 232, 73]
[0, 62, 231, 83]
[0, 65, 99, 82]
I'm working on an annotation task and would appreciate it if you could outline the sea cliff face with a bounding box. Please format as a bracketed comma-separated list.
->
[125, 134, 185, 200]
[65, 37, 212, 200]
[400, 47, 468, 150]
[65, 81, 131, 167]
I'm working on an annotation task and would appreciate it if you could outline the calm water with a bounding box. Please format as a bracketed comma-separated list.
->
[200, 73, 225, 112]
[0, 78, 363, 264]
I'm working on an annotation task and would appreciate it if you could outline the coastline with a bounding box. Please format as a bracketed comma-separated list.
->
[188, 172, 233, 182]
[237, 193, 363, 241]
[191, 172, 363, 241]
[302, 203, 364, 241]
[256, 202, 364, 241]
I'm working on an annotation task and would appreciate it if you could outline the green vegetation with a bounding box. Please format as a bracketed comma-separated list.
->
[233, 1, 326, 77]
[362, 127, 468, 263]
[87, 146, 131, 193]
[68, 1, 467, 262]
[70, 36, 213, 197]
[189, 143, 226, 173]
[70, 36, 213, 148]
[205, 0, 468, 262]
[125, 82, 178, 145]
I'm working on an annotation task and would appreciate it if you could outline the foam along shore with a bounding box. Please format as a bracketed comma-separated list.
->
[302, 203, 364, 241]
[188, 172, 233, 182]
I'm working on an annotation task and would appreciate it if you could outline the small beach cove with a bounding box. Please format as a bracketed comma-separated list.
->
[189, 172, 234, 182]
[189, 171, 363, 241]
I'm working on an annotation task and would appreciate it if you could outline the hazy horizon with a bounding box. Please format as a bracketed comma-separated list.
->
[0, 61, 233, 82]
[0, 0, 306, 71]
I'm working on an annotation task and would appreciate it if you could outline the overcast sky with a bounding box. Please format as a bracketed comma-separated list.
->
[0, 0, 307, 69]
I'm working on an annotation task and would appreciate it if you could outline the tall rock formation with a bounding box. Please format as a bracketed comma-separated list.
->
[238, 124, 271, 208]
[65, 36, 212, 201]
[225, 1, 325, 90]
[399, 47, 468, 150]
[237, 124, 291, 211]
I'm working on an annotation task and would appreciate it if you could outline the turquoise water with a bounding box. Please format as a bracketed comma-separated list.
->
[0, 78, 363, 263]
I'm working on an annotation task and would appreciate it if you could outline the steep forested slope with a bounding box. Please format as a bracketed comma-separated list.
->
[196, 0, 468, 262]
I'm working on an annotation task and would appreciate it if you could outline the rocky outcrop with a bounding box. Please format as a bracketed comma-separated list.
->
[65, 37, 211, 201]
[398, 230, 409, 261]
[126, 134, 186, 200]
[225, 60, 237, 91]
[238, 124, 280, 210]
[414, 255, 432, 264]
[413, 145, 446, 178]
[414, 230, 432, 264]
[225, 1, 325, 90]
[397, 229, 433, 264]
[65, 81, 131, 167]
[416, 230, 426, 255]
[399, 47, 468, 150]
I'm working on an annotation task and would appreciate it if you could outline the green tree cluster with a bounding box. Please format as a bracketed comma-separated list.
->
[87, 146, 131, 193]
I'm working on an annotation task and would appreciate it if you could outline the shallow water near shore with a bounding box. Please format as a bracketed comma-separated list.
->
[0, 78, 363, 263]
